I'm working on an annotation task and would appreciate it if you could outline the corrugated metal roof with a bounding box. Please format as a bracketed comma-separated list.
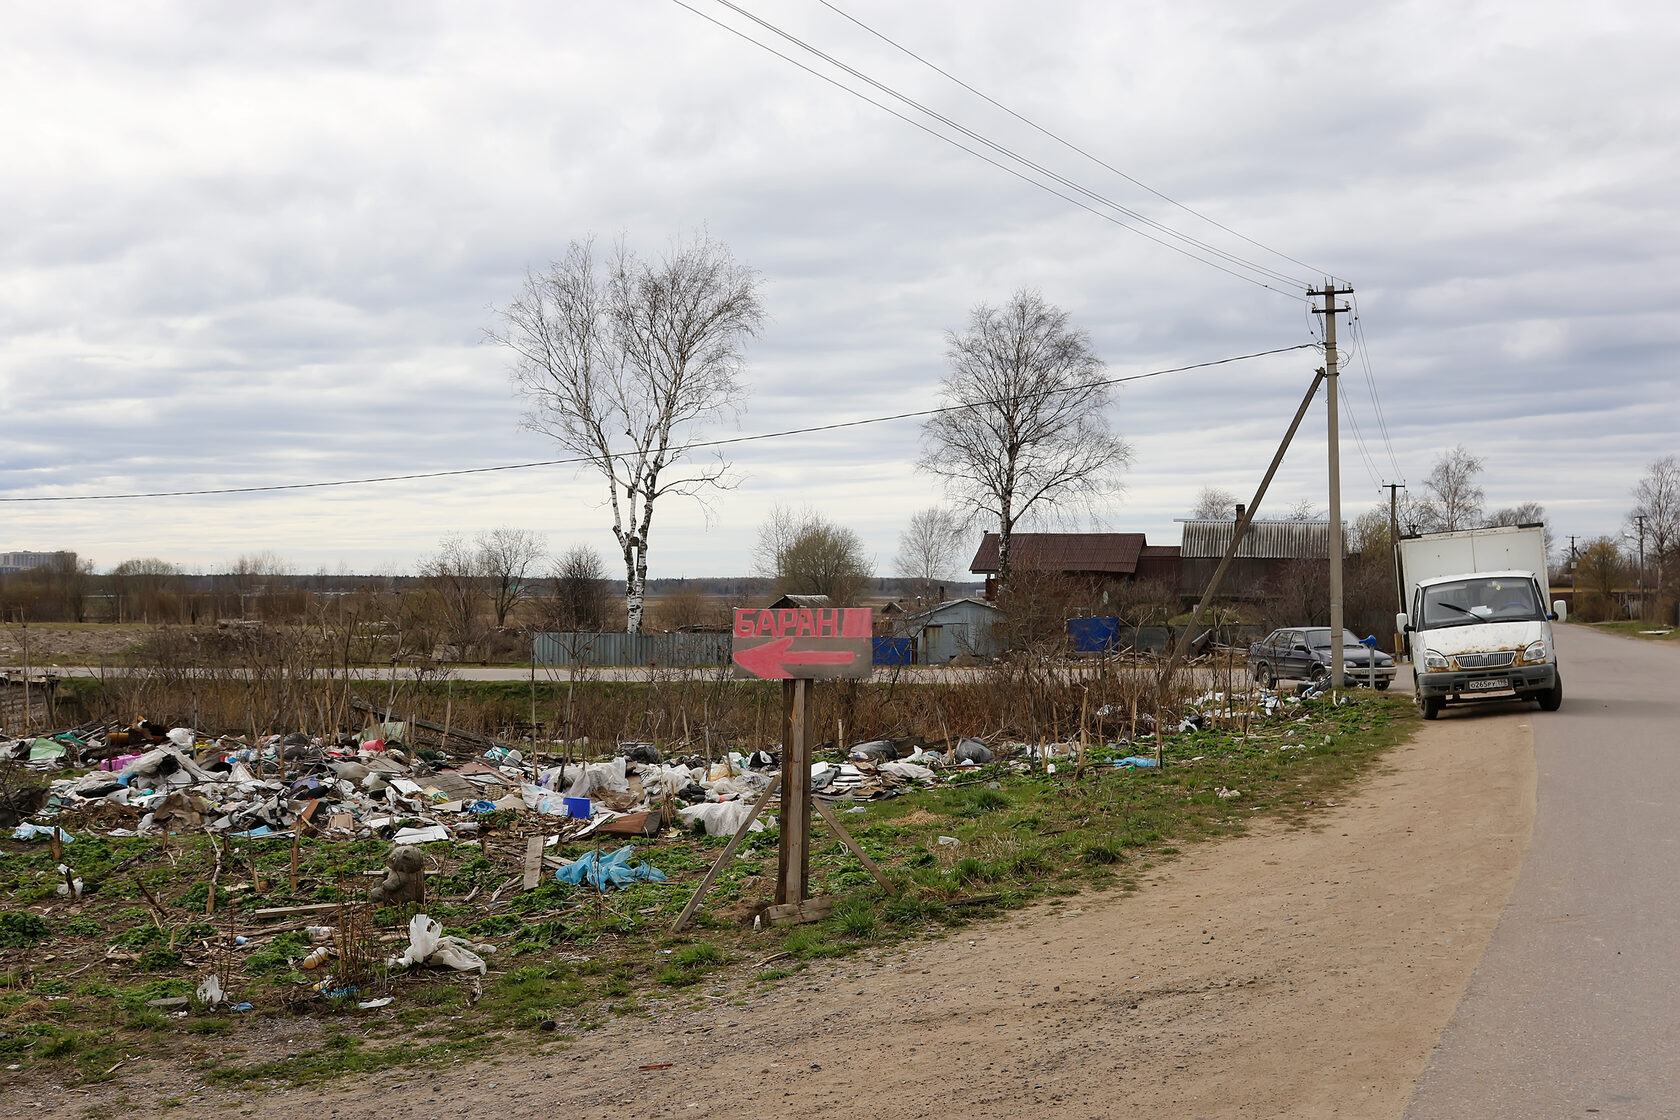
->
[968, 533, 1147, 574]
[1179, 519, 1339, 559]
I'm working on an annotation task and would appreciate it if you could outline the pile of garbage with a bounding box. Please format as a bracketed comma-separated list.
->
[1, 720, 1013, 846]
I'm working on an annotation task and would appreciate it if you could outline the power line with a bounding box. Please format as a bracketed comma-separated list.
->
[815, 0, 1335, 285]
[710, 0, 1313, 290]
[1347, 299, 1403, 483]
[1337, 378, 1384, 491]
[671, 0, 1314, 302]
[1, 344, 1315, 504]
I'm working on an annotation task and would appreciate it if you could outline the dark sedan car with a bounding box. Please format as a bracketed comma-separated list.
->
[1248, 627, 1395, 689]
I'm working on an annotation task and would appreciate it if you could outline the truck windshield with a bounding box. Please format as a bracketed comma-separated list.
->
[1419, 577, 1544, 628]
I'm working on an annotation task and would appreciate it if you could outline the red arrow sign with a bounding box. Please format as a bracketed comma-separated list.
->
[732, 637, 859, 679]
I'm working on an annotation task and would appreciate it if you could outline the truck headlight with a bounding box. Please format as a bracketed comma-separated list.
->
[1522, 639, 1548, 663]
[1423, 650, 1450, 672]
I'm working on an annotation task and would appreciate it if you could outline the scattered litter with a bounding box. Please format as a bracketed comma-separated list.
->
[1114, 757, 1158, 769]
[936, 836, 961, 846]
[357, 997, 394, 1010]
[953, 738, 993, 765]
[1216, 787, 1242, 799]
[391, 824, 450, 845]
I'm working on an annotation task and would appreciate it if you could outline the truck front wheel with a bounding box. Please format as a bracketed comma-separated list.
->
[1417, 693, 1442, 720]
[1538, 674, 1563, 712]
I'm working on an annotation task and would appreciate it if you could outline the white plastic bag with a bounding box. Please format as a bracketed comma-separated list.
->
[564, 757, 630, 799]
[678, 800, 765, 837]
[392, 913, 487, 974]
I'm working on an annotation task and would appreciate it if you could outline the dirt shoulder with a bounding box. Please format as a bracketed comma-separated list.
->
[10, 710, 1534, 1119]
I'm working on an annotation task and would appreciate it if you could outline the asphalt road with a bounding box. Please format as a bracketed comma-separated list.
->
[1406, 625, 1680, 1117]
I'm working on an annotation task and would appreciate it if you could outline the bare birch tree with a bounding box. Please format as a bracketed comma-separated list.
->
[492, 233, 763, 632]
[894, 505, 967, 605]
[1630, 454, 1680, 603]
[1416, 444, 1485, 531]
[917, 289, 1131, 585]
[1191, 486, 1239, 521]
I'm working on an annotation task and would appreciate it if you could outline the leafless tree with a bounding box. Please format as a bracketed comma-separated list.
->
[475, 528, 546, 627]
[1414, 445, 1485, 531]
[1629, 455, 1680, 605]
[1191, 486, 1239, 520]
[549, 545, 609, 631]
[1486, 500, 1552, 561]
[420, 535, 485, 657]
[754, 504, 873, 604]
[917, 289, 1132, 585]
[894, 506, 967, 605]
[492, 232, 764, 632]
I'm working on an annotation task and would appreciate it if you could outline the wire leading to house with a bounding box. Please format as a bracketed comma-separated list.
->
[815, 0, 1337, 286]
[0, 344, 1315, 504]
[671, 0, 1313, 302]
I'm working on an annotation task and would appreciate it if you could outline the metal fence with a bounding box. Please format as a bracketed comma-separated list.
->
[532, 631, 732, 668]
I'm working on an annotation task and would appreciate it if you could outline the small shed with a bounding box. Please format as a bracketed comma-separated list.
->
[768, 593, 832, 610]
[899, 598, 1003, 665]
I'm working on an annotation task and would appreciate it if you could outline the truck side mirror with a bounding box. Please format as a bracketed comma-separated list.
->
[1551, 600, 1567, 623]
[1395, 612, 1410, 634]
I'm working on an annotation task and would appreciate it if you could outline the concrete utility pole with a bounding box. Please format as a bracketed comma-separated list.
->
[1636, 514, 1647, 620]
[1385, 481, 1406, 630]
[1313, 282, 1354, 687]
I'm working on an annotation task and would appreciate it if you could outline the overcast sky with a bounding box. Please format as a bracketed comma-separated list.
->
[4, 0, 1677, 579]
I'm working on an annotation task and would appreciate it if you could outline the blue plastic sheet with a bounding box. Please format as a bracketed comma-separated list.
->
[1114, 756, 1158, 768]
[555, 845, 667, 891]
[12, 823, 74, 843]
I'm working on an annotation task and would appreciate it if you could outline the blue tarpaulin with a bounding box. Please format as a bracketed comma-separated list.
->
[872, 637, 913, 666]
[556, 846, 667, 892]
[1067, 617, 1121, 653]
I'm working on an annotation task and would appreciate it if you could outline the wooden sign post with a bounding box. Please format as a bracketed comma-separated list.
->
[732, 606, 872, 922]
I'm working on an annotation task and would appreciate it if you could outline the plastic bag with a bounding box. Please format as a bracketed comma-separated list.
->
[554, 845, 668, 891]
[564, 757, 629, 799]
[392, 913, 487, 974]
[196, 975, 225, 1006]
[678, 800, 765, 837]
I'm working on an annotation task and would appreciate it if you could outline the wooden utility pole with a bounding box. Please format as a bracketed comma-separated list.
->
[1313, 282, 1354, 688]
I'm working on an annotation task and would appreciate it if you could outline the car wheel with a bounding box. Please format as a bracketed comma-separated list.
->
[1538, 674, 1563, 712]
[1254, 662, 1274, 689]
[1417, 693, 1442, 720]
[1375, 679, 1391, 692]
[1309, 664, 1329, 683]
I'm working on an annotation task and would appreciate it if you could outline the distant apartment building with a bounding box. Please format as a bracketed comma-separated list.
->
[0, 551, 76, 575]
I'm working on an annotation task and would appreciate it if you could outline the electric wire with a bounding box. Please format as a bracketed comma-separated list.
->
[1348, 296, 1403, 483]
[671, 0, 1313, 302]
[815, 0, 1336, 285]
[1337, 378, 1385, 491]
[0, 344, 1316, 504]
[709, 0, 1312, 290]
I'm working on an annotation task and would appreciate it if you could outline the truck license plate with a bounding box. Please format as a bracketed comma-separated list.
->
[1465, 678, 1508, 692]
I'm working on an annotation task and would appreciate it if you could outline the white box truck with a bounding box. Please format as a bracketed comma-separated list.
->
[1396, 523, 1567, 720]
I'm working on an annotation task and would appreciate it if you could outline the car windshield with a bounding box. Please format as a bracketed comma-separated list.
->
[1305, 628, 1363, 649]
[1419, 577, 1544, 628]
